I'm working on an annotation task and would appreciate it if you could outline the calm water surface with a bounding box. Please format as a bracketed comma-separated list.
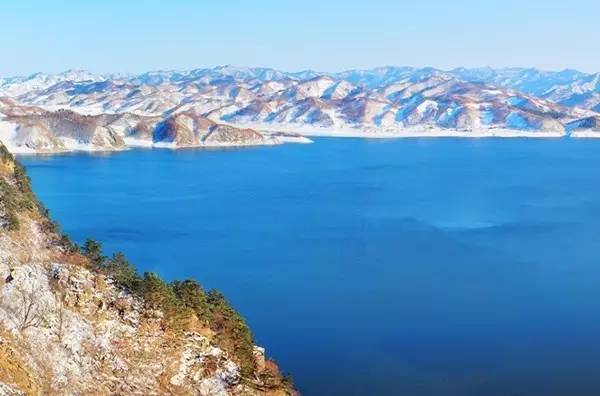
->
[19, 138, 600, 395]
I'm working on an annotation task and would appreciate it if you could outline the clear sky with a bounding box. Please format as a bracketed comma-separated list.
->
[1, 0, 598, 76]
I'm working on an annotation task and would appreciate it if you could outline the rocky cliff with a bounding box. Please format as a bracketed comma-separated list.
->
[0, 144, 294, 395]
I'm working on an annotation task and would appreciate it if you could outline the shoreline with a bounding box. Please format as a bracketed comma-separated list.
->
[222, 121, 572, 139]
[5, 123, 600, 155]
[570, 131, 600, 138]
[9, 137, 288, 155]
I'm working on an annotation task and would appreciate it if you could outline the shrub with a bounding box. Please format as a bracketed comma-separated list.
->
[13, 163, 33, 195]
[58, 233, 79, 253]
[40, 219, 59, 235]
[0, 178, 20, 231]
[0, 179, 17, 206]
[6, 211, 20, 231]
[0, 144, 12, 164]
[0, 152, 49, 232]
[36, 210, 76, 251]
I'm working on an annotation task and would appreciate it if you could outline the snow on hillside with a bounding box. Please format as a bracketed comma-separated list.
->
[1, 65, 599, 152]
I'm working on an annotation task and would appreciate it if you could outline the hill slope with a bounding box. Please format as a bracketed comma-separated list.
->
[0, 144, 294, 395]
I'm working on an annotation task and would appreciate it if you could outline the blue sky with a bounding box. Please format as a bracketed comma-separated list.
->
[1, 0, 598, 76]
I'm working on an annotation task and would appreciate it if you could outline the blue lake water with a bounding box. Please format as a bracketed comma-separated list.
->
[19, 138, 600, 396]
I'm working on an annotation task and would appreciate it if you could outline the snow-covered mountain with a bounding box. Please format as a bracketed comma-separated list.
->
[0, 70, 104, 97]
[1, 65, 599, 152]
[0, 99, 291, 153]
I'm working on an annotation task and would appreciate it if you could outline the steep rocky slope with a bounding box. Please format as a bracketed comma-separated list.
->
[0, 144, 294, 395]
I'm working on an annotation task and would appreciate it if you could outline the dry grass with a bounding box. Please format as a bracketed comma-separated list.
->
[0, 329, 40, 395]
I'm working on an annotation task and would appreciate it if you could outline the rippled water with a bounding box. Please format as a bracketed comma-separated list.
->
[20, 138, 600, 395]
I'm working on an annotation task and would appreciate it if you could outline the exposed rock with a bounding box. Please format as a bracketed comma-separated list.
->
[252, 346, 266, 371]
[203, 124, 266, 146]
[154, 111, 216, 146]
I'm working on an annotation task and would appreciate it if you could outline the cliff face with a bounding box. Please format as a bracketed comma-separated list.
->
[0, 144, 294, 396]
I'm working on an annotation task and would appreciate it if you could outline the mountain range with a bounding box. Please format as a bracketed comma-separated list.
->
[1, 65, 599, 153]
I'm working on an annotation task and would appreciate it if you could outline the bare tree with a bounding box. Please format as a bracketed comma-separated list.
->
[6, 282, 50, 331]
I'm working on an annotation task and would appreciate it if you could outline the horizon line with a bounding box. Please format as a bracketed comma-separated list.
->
[2, 64, 598, 80]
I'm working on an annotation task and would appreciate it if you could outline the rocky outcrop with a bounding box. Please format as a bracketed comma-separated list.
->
[153, 111, 217, 146]
[153, 111, 272, 147]
[0, 144, 295, 395]
[203, 125, 267, 146]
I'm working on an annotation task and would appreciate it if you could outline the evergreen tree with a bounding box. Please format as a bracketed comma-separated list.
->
[172, 279, 210, 322]
[82, 239, 105, 268]
[106, 252, 140, 291]
[139, 272, 180, 312]
[206, 290, 256, 377]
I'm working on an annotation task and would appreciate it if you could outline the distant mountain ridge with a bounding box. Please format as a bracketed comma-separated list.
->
[1, 65, 599, 153]
[3, 65, 597, 92]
